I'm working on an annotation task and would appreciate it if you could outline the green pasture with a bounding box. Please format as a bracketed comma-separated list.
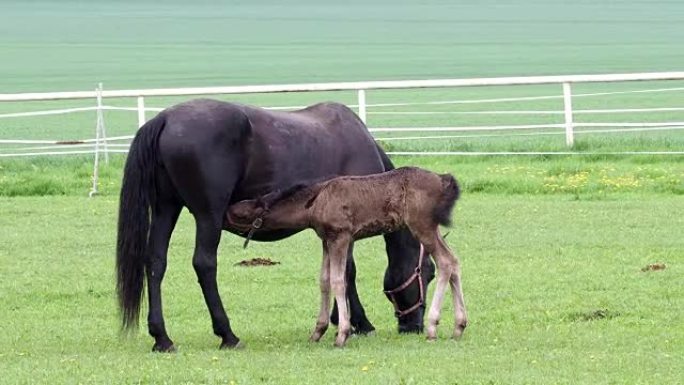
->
[1, 193, 682, 384]
[1, 0, 684, 384]
[1, 0, 684, 155]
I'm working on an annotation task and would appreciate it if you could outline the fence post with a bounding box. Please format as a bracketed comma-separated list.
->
[562, 82, 574, 147]
[89, 84, 102, 197]
[357, 89, 367, 124]
[95, 83, 109, 163]
[137, 96, 146, 127]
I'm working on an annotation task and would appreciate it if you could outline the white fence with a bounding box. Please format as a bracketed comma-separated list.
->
[2, 72, 684, 194]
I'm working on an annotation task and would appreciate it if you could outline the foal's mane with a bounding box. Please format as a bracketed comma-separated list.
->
[259, 175, 337, 210]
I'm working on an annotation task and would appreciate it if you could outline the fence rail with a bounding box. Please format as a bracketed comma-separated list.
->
[1, 72, 684, 194]
[3, 71, 684, 102]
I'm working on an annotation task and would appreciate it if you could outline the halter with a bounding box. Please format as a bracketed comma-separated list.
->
[242, 217, 263, 249]
[384, 243, 426, 318]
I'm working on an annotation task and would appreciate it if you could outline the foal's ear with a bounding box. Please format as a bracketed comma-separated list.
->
[304, 189, 322, 209]
[258, 190, 280, 210]
[304, 181, 329, 209]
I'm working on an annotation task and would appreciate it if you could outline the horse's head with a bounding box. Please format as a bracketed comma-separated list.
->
[382, 230, 436, 333]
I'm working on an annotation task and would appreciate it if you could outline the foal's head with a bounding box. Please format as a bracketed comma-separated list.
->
[226, 182, 321, 232]
[225, 198, 265, 232]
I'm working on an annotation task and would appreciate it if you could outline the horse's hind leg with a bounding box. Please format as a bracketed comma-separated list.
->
[423, 230, 467, 340]
[146, 193, 182, 352]
[436, 233, 468, 338]
[192, 215, 241, 349]
[163, 150, 243, 349]
[424, 247, 451, 340]
[412, 228, 454, 340]
[310, 242, 331, 342]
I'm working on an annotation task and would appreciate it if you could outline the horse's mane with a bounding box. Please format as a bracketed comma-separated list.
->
[259, 175, 337, 209]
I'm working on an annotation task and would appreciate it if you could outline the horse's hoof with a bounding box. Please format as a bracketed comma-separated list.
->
[352, 324, 376, 335]
[219, 340, 244, 350]
[152, 342, 176, 353]
[426, 336, 437, 342]
[333, 339, 347, 348]
[309, 333, 323, 342]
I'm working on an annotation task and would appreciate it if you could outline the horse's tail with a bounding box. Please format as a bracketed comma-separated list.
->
[116, 114, 166, 330]
[433, 173, 461, 227]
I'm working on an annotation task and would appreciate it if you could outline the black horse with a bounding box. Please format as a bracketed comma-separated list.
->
[116, 99, 435, 351]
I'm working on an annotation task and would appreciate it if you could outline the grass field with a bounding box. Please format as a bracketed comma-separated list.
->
[1, 193, 682, 384]
[1, 1, 684, 384]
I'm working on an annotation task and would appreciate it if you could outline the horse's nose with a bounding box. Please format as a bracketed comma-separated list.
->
[397, 307, 425, 333]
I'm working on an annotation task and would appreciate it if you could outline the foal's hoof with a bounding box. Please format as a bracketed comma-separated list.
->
[426, 325, 438, 341]
[334, 331, 350, 348]
[152, 342, 177, 353]
[220, 340, 244, 350]
[453, 324, 467, 340]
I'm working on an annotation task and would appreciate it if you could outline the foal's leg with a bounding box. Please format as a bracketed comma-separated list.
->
[425, 249, 452, 340]
[330, 244, 376, 334]
[310, 243, 331, 342]
[424, 230, 467, 340]
[436, 233, 468, 338]
[328, 236, 352, 347]
[146, 196, 182, 352]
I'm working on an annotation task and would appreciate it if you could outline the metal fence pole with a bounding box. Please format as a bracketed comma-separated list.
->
[137, 96, 146, 127]
[357, 89, 367, 123]
[562, 82, 574, 147]
[96, 83, 109, 164]
[89, 84, 102, 197]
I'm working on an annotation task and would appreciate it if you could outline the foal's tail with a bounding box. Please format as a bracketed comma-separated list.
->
[116, 114, 166, 330]
[433, 174, 461, 227]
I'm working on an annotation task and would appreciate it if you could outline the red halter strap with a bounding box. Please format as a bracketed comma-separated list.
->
[384, 243, 426, 318]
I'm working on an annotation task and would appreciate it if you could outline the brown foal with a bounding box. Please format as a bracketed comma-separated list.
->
[225, 167, 467, 347]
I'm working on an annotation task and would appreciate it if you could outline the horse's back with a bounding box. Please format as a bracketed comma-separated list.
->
[244, 101, 373, 142]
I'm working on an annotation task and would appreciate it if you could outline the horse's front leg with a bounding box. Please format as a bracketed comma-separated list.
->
[310, 243, 331, 342]
[330, 245, 376, 334]
[328, 236, 352, 347]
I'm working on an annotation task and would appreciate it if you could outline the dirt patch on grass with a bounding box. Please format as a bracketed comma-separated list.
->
[641, 263, 666, 272]
[567, 309, 620, 322]
[234, 258, 280, 267]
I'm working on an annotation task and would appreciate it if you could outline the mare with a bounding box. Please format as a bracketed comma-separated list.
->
[226, 167, 467, 347]
[116, 99, 435, 351]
